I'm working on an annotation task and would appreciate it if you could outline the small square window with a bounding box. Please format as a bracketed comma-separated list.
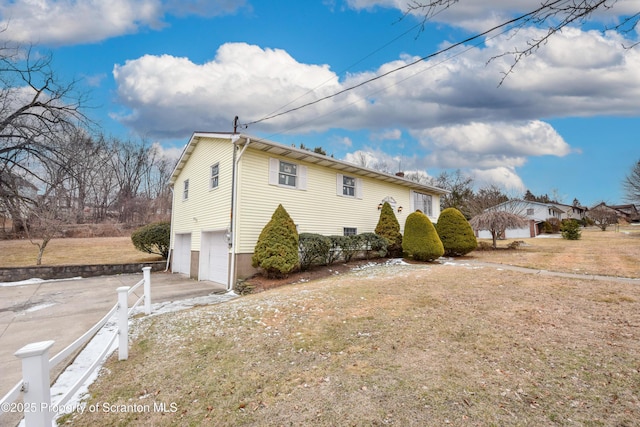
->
[343, 176, 355, 197]
[279, 161, 297, 187]
[343, 227, 357, 236]
[526, 208, 534, 215]
[183, 179, 189, 200]
[210, 163, 219, 189]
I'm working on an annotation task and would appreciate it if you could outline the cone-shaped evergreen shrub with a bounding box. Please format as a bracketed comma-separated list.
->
[435, 207, 477, 257]
[561, 219, 582, 240]
[252, 204, 299, 278]
[402, 211, 444, 261]
[375, 202, 402, 257]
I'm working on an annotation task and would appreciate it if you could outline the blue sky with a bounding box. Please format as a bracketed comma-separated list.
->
[2, 0, 639, 206]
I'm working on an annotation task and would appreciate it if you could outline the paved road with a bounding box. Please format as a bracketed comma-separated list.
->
[0, 271, 229, 400]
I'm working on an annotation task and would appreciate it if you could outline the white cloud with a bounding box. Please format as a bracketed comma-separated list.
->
[371, 128, 402, 141]
[471, 166, 525, 192]
[413, 120, 571, 169]
[111, 28, 639, 190]
[113, 28, 640, 138]
[112, 43, 342, 137]
[0, 0, 247, 45]
[345, 0, 640, 33]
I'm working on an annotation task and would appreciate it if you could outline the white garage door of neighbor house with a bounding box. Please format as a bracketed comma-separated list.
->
[173, 233, 191, 275]
[200, 231, 229, 285]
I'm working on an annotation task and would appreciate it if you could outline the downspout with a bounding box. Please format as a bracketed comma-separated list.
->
[228, 135, 251, 293]
[165, 186, 175, 272]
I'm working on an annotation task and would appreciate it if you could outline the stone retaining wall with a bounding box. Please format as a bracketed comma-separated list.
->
[0, 261, 166, 283]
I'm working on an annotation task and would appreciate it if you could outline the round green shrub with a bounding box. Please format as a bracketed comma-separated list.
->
[131, 221, 170, 259]
[252, 204, 299, 278]
[435, 207, 478, 257]
[402, 211, 444, 262]
[375, 202, 402, 257]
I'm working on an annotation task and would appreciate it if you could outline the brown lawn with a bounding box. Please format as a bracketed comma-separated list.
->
[57, 226, 640, 426]
[0, 237, 162, 267]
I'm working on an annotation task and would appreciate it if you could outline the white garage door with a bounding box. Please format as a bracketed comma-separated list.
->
[173, 233, 191, 275]
[200, 231, 229, 285]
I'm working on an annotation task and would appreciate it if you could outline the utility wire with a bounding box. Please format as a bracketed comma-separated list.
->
[253, 8, 452, 124]
[242, 0, 563, 129]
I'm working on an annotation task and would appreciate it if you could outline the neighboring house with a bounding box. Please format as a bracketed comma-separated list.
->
[475, 199, 565, 239]
[609, 204, 640, 222]
[168, 132, 448, 288]
[552, 202, 588, 221]
[0, 172, 38, 233]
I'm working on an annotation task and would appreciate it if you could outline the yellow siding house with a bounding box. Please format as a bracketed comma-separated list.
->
[169, 132, 448, 290]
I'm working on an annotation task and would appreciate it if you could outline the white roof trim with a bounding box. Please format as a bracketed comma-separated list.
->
[169, 132, 448, 195]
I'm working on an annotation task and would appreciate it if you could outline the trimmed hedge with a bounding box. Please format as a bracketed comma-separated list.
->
[252, 204, 299, 278]
[299, 233, 331, 271]
[435, 207, 477, 257]
[360, 232, 388, 259]
[402, 211, 444, 262]
[131, 221, 170, 259]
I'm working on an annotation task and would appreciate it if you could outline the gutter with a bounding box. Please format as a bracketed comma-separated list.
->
[227, 135, 250, 293]
[166, 186, 175, 272]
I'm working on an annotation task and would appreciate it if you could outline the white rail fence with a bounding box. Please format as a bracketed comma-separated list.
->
[0, 267, 152, 427]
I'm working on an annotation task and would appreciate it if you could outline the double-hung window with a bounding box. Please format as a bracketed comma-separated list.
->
[183, 179, 189, 200]
[269, 158, 307, 190]
[210, 163, 219, 189]
[336, 174, 362, 198]
[342, 176, 355, 196]
[279, 161, 297, 187]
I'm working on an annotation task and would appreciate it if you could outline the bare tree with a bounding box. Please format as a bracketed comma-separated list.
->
[430, 170, 474, 218]
[623, 159, 640, 205]
[0, 42, 89, 231]
[469, 210, 528, 249]
[408, 1, 640, 83]
[588, 204, 619, 231]
[467, 184, 509, 217]
[24, 152, 75, 264]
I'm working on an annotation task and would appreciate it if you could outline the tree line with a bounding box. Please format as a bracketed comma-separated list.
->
[0, 43, 173, 262]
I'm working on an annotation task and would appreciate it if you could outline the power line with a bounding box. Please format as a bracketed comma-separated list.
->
[241, 0, 563, 129]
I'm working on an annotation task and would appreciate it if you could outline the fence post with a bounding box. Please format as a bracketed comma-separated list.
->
[117, 286, 130, 361]
[14, 340, 55, 427]
[142, 267, 152, 315]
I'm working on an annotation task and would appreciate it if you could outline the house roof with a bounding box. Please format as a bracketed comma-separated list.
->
[488, 199, 565, 214]
[551, 202, 587, 212]
[170, 132, 449, 195]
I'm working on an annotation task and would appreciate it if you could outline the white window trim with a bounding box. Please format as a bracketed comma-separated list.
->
[183, 179, 189, 200]
[343, 227, 357, 236]
[269, 158, 307, 190]
[410, 190, 432, 217]
[210, 163, 219, 190]
[336, 173, 363, 199]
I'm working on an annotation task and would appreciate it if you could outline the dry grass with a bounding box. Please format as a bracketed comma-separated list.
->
[469, 226, 640, 278]
[0, 237, 162, 267]
[61, 229, 640, 426]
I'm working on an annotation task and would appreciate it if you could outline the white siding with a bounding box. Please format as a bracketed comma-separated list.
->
[171, 137, 234, 252]
[234, 149, 441, 254]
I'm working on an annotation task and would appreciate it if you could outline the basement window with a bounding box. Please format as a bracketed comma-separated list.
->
[343, 227, 357, 236]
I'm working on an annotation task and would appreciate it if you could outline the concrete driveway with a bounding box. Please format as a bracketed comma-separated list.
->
[0, 271, 227, 399]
